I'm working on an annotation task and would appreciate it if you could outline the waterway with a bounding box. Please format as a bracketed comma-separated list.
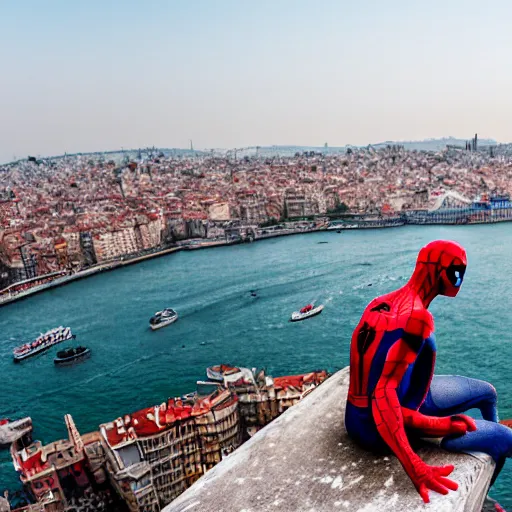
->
[0, 225, 511, 507]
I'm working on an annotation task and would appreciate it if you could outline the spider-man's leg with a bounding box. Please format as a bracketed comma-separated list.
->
[420, 375, 498, 422]
[441, 419, 512, 484]
[421, 377, 509, 484]
[345, 402, 390, 453]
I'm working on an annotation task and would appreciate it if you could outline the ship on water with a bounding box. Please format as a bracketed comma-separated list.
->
[54, 345, 90, 366]
[149, 308, 178, 330]
[290, 303, 324, 322]
[12, 326, 75, 363]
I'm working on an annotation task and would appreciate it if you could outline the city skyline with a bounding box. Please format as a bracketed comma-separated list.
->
[2, 0, 512, 163]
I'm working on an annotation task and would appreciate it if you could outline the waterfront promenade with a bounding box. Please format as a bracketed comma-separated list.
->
[0, 226, 329, 306]
[0, 247, 181, 306]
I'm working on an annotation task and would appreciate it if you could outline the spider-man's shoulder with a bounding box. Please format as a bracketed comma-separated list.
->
[401, 306, 434, 341]
[358, 292, 398, 330]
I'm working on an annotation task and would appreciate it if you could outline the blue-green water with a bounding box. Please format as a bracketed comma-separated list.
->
[1, 225, 511, 507]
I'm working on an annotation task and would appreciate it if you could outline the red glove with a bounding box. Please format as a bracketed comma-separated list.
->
[408, 461, 458, 503]
[402, 410, 477, 437]
[448, 414, 478, 435]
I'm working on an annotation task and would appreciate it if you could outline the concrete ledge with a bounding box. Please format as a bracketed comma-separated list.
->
[164, 368, 495, 512]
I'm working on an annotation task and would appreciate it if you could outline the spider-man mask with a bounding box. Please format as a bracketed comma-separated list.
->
[414, 240, 467, 298]
[440, 260, 466, 296]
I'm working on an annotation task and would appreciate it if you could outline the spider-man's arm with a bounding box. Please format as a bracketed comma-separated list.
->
[372, 338, 467, 503]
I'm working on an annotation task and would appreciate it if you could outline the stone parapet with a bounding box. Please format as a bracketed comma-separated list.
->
[163, 367, 495, 512]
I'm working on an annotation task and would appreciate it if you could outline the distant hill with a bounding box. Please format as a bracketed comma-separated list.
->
[238, 137, 498, 157]
[2, 148, 207, 166]
[370, 136, 497, 151]
[2, 137, 500, 166]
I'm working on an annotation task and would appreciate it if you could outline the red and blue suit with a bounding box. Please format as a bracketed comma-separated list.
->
[345, 240, 512, 503]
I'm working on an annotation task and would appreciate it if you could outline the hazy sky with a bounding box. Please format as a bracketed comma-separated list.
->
[1, 0, 511, 163]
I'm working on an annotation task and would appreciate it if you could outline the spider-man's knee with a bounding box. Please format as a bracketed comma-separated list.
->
[469, 378, 497, 403]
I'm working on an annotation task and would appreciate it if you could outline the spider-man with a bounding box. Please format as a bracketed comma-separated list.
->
[345, 240, 512, 503]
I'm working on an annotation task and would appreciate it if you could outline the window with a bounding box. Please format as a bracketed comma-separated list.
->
[116, 444, 142, 467]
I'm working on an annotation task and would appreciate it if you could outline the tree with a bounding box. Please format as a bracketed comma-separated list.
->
[327, 200, 349, 214]
[260, 217, 279, 228]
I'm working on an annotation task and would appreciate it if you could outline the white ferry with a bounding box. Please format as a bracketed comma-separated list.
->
[149, 308, 178, 330]
[13, 327, 75, 363]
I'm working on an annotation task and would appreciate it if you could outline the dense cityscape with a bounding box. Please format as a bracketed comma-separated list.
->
[1, 367, 328, 512]
[3, 137, 512, 296]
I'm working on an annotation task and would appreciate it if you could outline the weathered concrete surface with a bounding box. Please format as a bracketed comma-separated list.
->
[0, 496, 9, 512]
[164, 368, 495, 512]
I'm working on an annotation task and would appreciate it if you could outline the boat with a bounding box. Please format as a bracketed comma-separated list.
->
[54, 346, 91, 366]
[13, 327, 75, 363]
[290, 304, 324, 322]
[206, 364, 241, 382]
[149, 308, 178, 330]
[0, 417, 32, 447]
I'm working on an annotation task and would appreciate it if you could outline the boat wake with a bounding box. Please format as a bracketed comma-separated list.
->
[352, 274, 407, 290]
[178, 266, 339, 317]
[250, 323, 287, 331]
[28, 354, 157, 402]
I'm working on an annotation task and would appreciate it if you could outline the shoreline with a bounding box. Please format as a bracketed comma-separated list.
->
[0, 229, 325, 307]
[1, 218, 510, 307]
[0, 246, 182, 307]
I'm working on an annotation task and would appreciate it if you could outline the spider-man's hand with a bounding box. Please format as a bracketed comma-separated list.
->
[408, 462, 458, 503]
[447, 414, 477, 435]
[402, 409, 477, 437]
